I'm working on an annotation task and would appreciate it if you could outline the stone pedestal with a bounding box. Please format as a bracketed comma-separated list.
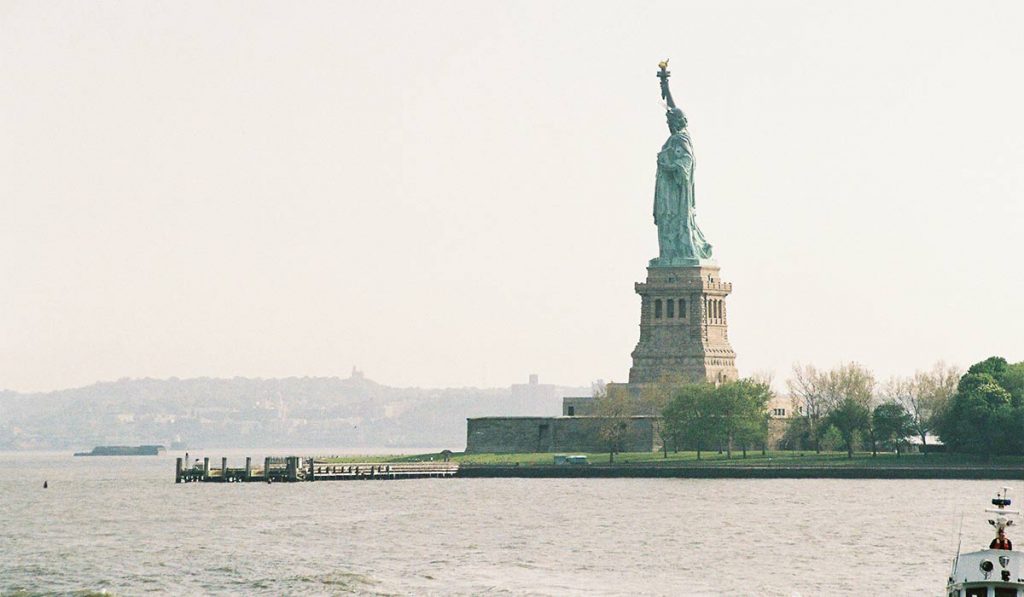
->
[628, 264, 738, 385]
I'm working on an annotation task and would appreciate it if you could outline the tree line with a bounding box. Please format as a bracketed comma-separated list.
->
[782, 361, 957, 457]
[593, 356, 1024, 459]
[592, 375, 776, 460]
[784, 356, 1024, 457]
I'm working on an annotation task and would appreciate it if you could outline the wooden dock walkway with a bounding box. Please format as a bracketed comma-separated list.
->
[176, 456, 459, 483]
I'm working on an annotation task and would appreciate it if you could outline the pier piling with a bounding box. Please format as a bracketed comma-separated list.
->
[174, 455, 458, 483]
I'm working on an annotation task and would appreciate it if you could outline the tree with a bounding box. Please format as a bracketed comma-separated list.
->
[591, 384, 635, 463]
[818, 425, 842, 452]
[818, 363, 875, 458]
[748, 371, 776, 455]
[886, 362, 960, 455]
[787, 364, 828, 453]
[936, 371, 1015, 456]
[1000, 362, 1024, 405]
[713, 379, 772, 459]
[871, 402, 912, 457]
[640, 374, 689, 458]
[968, 356, 1010, 381]
[787, 364, 868, 447]
[662, 383, 717, 460]
[661, 379, 772, 460]
[968, 356, 1024, 405]
[824, 398, 871, 458]
[779, 415, 812, 451]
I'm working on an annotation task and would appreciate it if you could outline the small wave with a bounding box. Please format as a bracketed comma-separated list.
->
[0, 588, 119, 597]
[286, 570, 383, 591]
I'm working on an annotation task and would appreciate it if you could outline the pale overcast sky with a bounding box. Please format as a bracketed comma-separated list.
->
[2, 1, 1022, 392]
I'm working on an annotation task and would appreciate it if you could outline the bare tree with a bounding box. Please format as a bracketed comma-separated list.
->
[824, 362, 875, 410]
[886, 361, 961, 455]
[592, 384, 635, 463]
[748, 369, 776, 389]
[788, 362, 875, 453]
[820, 363, 876, 457]
[787, 364, 828, 452]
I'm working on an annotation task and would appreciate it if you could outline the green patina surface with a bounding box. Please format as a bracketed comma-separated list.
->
[651, 60, 714, 268]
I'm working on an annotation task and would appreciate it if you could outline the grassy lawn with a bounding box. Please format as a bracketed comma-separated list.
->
[319, 450, 1024, 467]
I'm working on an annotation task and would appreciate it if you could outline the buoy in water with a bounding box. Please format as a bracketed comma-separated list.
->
[43, 481, 48, 489]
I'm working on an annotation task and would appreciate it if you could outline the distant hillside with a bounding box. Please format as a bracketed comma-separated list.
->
[0, 373, 589, 451]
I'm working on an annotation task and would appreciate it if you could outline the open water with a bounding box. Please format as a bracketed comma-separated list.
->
[0, 451, 1013, 595]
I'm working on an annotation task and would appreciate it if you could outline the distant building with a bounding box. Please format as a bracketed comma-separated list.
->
[767, 394, 796, 419]
[508, 374, 561, 415]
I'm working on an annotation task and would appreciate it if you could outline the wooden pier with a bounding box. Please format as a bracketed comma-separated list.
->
[175, 456, 459, 483]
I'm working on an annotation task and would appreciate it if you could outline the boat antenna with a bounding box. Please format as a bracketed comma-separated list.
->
[951, 511, 965, 577]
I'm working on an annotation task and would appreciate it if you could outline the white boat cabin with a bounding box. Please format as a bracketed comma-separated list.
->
[949, 488, 1024, 597]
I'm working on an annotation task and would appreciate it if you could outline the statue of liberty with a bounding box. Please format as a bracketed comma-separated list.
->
[652, 60, 713, 266]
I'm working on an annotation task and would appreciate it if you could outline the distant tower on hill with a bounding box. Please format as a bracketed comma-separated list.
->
[510, 374, 560, 415]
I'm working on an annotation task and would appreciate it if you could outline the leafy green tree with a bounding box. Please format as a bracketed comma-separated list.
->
[824, 398, 871, 458]
[1001, 362, 1024, 405]
[818, 425, 842, 452]
[991, 404, 1024, 456]
[779, 416, 812, 451]
[936, 371, 1014, 455]
[871, 402, 912, 457]
[748, 371, 776, 456]
[662, 383, 717, 460]
[713, 379, 772, 459]
[968, 356, 1024, 405]
[662, 379, 772, 460]
[640, 374, 689, 458]
[968, 356, 1010, 381]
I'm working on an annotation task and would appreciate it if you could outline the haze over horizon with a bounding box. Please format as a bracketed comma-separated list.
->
[3, 1, 1023, 393]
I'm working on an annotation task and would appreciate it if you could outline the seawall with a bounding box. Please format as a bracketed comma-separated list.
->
[457, 465, 1024, 480]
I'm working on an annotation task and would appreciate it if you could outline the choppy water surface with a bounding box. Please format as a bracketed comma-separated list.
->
[0, 451, 1011, 595]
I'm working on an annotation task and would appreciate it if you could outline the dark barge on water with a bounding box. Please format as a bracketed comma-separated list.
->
[75, 445, 166, 456]
[176, 456, 459, 483]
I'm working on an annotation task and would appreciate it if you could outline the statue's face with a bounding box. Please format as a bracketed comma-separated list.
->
[667, 110, 687, 132]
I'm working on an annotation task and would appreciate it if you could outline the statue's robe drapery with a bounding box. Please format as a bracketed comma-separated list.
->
[653, 129, 713, 262]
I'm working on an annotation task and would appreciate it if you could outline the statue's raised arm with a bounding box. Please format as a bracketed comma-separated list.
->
[657, 60, 676, 110]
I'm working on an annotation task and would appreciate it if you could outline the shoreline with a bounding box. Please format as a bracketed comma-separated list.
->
[168, 451, 1024, 481]
[457, 464, 1024, 479]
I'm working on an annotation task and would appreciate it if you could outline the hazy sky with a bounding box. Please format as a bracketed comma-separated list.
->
[2, 1, 1022, 392]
